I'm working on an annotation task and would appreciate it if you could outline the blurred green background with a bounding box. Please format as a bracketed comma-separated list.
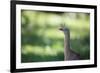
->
[21, 10, 90, 63]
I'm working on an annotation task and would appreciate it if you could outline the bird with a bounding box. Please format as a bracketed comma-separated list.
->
[59, 24, 80, 61]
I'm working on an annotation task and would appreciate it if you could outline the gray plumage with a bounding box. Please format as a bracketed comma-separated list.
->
[59, 24, 80, 60]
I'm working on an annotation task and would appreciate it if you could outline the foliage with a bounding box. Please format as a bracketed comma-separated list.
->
[21, 10, 90, 62]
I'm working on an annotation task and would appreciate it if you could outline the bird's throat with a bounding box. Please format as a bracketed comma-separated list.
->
[64, 31, 70, 60]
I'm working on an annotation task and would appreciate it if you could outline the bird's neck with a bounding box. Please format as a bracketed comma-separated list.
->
[64, 30, 70, 60]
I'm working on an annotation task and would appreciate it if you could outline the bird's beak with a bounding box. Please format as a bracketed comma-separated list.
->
[59, 27, 63, 31]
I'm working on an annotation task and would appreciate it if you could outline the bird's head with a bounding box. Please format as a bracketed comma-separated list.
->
[59, 24, 69, 33]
